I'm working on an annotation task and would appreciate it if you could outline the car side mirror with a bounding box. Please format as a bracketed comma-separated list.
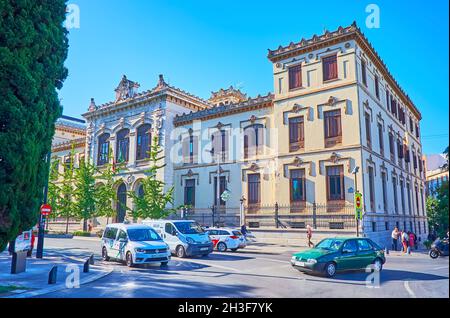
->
[171, 230, 177, 236]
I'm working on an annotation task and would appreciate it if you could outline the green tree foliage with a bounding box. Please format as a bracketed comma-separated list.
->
[427, 181, 449, 238]
[59, 149, 77, 234]
[0, 0, 69, 251]
[96, 148, 125, 224]
[74, 157, 97, 232]
[128, 136, 176, 220]
[47, 157, 61, 218]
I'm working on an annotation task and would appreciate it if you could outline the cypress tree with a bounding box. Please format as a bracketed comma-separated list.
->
[0, 0, 69, 251]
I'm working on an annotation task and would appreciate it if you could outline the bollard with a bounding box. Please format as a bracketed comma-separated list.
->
[384, 247, 389, 255]
[89, 254, 95, 265]
[48, 265, 58, 284]
[83, 259, 90, 273]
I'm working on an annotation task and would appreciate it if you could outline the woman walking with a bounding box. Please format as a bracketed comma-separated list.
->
[306, 225, 314, 248]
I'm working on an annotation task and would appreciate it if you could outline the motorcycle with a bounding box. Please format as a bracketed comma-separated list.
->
[429, 238, 449, 259]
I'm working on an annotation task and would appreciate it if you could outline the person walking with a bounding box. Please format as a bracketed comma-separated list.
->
[408, 231, 415, 254]
[391, 227, 399, 251]
[240, 224, 248, 240]
[401, 230, 409, 253]
[306, 225, 314, 248]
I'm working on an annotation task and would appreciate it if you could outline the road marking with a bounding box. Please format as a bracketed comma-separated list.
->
[404, 281, 416, 298]
[433, 266, 449, 270]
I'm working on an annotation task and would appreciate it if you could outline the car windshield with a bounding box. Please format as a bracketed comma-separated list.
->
[316, 238, 345, 251]
[127, 228, 161, 242]
[174, 222, 204, 234]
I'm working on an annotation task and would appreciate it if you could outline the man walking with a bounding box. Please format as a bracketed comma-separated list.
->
[306, 225, 314, 248]
[391, 227, 399, 251]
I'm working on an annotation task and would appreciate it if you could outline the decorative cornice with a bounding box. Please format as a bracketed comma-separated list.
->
[51, 137, 86, 153]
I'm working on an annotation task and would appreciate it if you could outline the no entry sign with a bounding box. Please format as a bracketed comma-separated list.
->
[40, 204, 52, 216]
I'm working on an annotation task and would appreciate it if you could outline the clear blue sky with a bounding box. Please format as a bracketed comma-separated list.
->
[60, 0, 449, 155]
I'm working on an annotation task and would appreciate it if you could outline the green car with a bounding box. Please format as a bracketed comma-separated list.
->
[291, 237, 386, 277]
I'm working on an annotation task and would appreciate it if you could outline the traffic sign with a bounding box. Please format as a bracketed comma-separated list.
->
[40, 204, 52, 216]
[354, 191, 362, 220]
[220, 189, 231, 202]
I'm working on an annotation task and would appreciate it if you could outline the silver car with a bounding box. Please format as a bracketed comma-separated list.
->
[101, 223, 171, 267]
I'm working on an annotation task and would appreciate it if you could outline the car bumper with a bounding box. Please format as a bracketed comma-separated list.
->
[135, 253, 171, 264]
[186, 243, 214, 256]
[290, 260, 325, 273]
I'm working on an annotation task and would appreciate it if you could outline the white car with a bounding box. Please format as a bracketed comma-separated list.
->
[206, 228, 246, 252]
[101, 223, 171, 267]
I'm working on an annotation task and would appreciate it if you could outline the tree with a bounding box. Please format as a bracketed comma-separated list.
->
[58, 149, 77, 234]
[96, 148, 126, 224]
[427, 180, 449, 238]
[128, 136, 176, 220]
[0, 0, 69, 251]
[47, 157, 61, 225]
[74, 157, 97, 232]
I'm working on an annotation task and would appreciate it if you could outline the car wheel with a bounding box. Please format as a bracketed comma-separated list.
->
[176, 245, 186, 258]
[102, 247, 110, 261]
[373, 258, 383, 271]
[230, 248, 238, 252]
[217, 242, 227, 252]
[324, 262, 336, 278]
[126, 251, 134, 267]
[429, 249, 439, 259]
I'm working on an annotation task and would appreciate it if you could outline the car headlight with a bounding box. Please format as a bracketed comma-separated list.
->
[307, 259, 317, 264]
[135, 248, 146, 253]
[291, 256, 297, 262]
[186, 237, 195, 244]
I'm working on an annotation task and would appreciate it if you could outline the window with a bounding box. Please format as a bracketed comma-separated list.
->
[117, 230, 127, 240]
[165, 223, 174, 235]
[415, 124, 420, 138]
[420, 188, 425, 215]
[97, 133, 110, 166]
[358, 239, 373, 251]
[409, 117, 414, 133]
[104, 227, 118, 240]
[213, 176, 227, 207]
[400, 179, 405, 214]
[324, 109, 342, 147]
[397, 139, 404, 165]
[374, 75, 380, 99]
[381, 171, 388, 212]
[386, 90, 390, 110]
[322, 55, 338, 81]
[184, 179, 196, 207]
[412, 151, 417, 170]
[389, 132, 395, 161]
[288, 116, 305, 152]
[136, 124, 151, 161]
[326, 165, 344, 201]
[244, 124, 264, 159]
[137, 184, 144, 198]
[392, 176, 398, 214]
[365, 113, 371, 148]
[247, 174, 261, 206]
[361, 60, 367, 86]
[391, 97, 397, 117]
[116, 129, 130, 163]
[290, 169, 306, 202]
[415, 184, 419, 215]
[378, 123, 384, 156]
[342, 240, 358, 253]
[64, 156, 73, 172]
[182, 134, 198, 164]
[288, 64, 302, 90]
[212, 130, 228, 162]
[368, 166, 375, 211]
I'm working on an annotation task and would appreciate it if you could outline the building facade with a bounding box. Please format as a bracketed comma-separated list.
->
[50, 22, 428, 247]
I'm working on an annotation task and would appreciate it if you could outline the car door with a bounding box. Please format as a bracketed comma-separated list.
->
[338, 239, 359, 270]
[208, 230, 219, 247]
[113, 229, 128, 261]
[164, 223, 178, 252]
[356, 239, 376, 269]
[104, 227, 118, 258]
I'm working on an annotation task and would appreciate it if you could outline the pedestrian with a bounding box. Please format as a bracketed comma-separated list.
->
[88, 220, 93, 232]
[401, 230, 409, 253]
[412, 232, 418, 250]
[408, 231, 414, 254]
[241, 224, 248, 239]
[27, 231, 36, 257]
[306, 225, 314, 248]
[391, 227, 399, 251]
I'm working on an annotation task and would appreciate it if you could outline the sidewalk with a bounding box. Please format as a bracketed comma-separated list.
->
[0, 250, 112, 298]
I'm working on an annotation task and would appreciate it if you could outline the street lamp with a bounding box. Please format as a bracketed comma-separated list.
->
[207, 148, 221, 227]
[352, 166, 360, 237]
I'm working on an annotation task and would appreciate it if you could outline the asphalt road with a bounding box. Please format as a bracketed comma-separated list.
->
[37, 237, 449, 298]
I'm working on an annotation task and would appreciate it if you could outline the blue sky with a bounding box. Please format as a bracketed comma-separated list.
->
[60, 0, 449, 155]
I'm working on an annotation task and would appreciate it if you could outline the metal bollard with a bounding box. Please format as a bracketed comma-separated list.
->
[89, 254, 95, 265]
[385, 247, 389, 255]
[83, 259, 89, 273]
[48, 265, 58, 284]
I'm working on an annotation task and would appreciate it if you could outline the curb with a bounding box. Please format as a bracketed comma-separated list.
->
[5, 266, 113, 298]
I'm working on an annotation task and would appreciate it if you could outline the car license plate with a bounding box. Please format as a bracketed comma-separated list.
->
[200, 247, 208, 251]
[295, 261, 305, 267]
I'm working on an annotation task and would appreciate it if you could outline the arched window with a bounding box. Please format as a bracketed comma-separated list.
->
[137, 184, 144, 198]
[136, 124, 151, 160]
[116, 129, 130, 163]
[97, 133, 110, 166]
[243, 124, 264, 159]
[116, 183, 127, 223]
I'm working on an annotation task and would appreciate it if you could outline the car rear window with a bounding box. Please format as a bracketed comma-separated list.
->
[232, 231, 242, 236]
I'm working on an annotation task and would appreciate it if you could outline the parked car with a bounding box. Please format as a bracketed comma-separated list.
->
[291, 237, 385, 277]
[206, 228, 246, 252]
[142, 219, 213, 258]
[101, 223, 171, 267]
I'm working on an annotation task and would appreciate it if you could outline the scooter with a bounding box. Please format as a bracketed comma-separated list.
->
[429, 238, 449, 259]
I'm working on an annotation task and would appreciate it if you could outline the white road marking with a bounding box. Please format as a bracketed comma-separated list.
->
[404, 281, 416, 298]
[433, 266, 449, 270]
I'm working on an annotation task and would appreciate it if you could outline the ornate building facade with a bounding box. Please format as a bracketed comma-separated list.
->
[51, 22, 428, 247]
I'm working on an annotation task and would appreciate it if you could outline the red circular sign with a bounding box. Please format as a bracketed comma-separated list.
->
[356, 197, 361, 208]
[40, 204, 52, 216]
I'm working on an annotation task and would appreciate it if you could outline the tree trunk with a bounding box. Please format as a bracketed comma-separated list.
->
[83, 218, 87, 232]
[65, 214, 69, 234]
[106, 216, 109, 225]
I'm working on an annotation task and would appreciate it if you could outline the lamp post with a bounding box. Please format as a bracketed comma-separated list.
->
[208, 149, 221, 227]
[352, 166, 360, 237]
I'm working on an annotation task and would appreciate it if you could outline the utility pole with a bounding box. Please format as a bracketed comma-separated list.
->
[352, 166, 360, 238]
[36, 152, 51, 259]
